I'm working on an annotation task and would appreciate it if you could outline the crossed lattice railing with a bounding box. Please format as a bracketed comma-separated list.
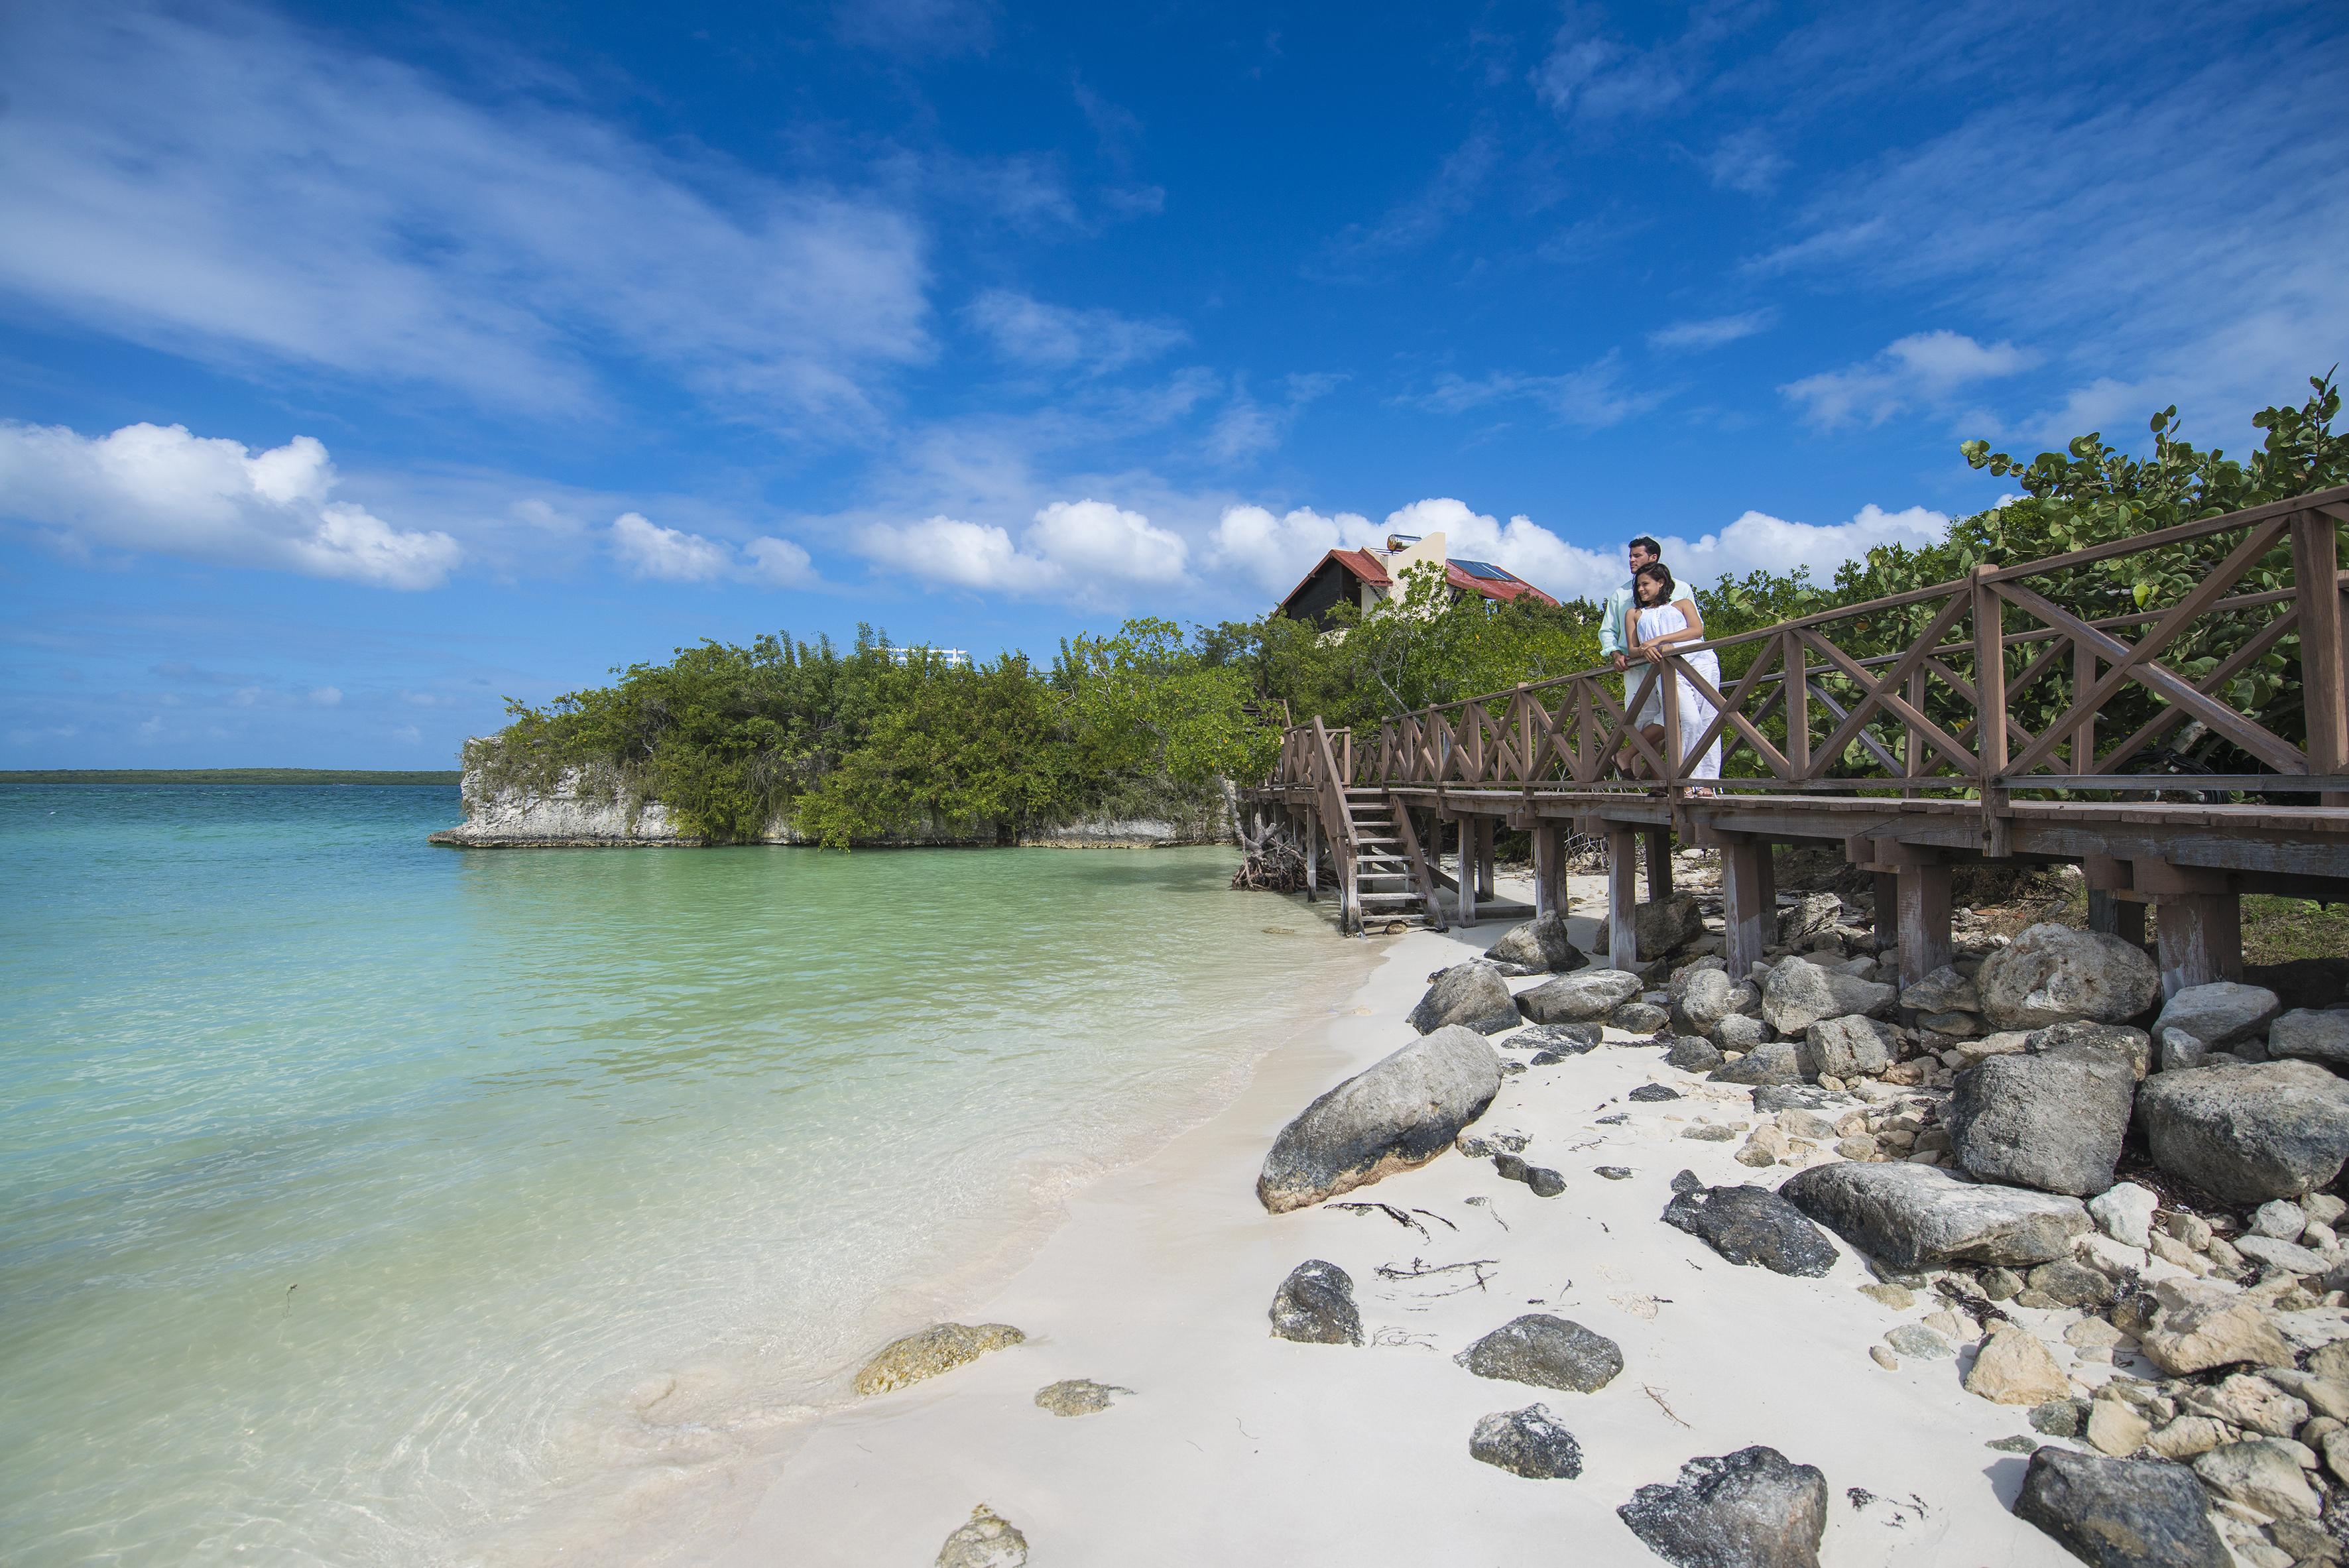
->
[1268, 485, 2349, 805]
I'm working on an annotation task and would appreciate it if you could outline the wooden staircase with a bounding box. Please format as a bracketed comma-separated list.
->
[1324, 787, 1446, 934]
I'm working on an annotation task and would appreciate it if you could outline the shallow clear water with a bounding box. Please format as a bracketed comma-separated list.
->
[0, 785, 1350, 1565]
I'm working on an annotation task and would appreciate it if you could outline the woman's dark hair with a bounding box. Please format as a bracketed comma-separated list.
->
[1634, 560, 1676, 601]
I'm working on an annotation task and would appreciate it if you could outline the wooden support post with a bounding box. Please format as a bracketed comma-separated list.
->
[1784, 630, 1810, 780]
[1607, 825, 1639, 971]
[1534, 822, 1567, 919]
[2293, 508, 2348, 808]
[2156, 897, 2236, 996]
[2138, 859, 2242, 996]
[1475, 816, 1497, 902]
[1457, 817, 1478, 927]
[2082, 855, 2147, 946]
[1646, 827, 1673, 902]
[1303, 807, 1319, 898]
[1972, 564, 2010, 855]
[1873, 873, 1901, 956]
[2071, 635, 2097, 774]
[1721, 835, 1770, 980]
[1871, 839, 1951, 991]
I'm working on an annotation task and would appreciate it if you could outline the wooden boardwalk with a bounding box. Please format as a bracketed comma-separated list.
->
[1250, 484, 2349, 1001]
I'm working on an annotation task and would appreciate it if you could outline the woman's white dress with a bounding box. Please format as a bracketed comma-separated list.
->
[1631, 602, 1724, 780]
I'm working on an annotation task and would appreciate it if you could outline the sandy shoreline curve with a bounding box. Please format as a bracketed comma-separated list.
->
[618, 869, 2080, 1567]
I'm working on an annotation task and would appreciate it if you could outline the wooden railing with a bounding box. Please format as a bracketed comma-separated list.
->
[1266, 485, 2349, 807]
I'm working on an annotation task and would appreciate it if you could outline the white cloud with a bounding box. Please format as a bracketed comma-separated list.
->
[1648, 309, 1777, 352]
[743, 536, 819, 588]
[833, 0, 994, 56]
[855, 514, 1050, 592]
[1703, 128, 1788, 196]
[965, 290, 1186, 375]
[1203, 496, 1947, 607]
[1208, 504, 1384, 595]
[1414, 353, 1660, 429]
[391, 723, 423, 744]
[0, 420, 461, 588]
[1026, 499, 1187, 583]
[609, 513, 733, 583]
[604, 514, 822, 589]
[0, 2, 931, 428]
[855, 497, 1188, 595]
[1781, 331, 2037, 428]
[309, 686, 342, 707]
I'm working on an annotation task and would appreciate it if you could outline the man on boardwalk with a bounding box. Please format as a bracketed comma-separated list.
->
[1598, 535, 1661, 676]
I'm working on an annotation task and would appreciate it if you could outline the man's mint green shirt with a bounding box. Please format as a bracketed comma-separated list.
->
[1598, 581, 1637, 656]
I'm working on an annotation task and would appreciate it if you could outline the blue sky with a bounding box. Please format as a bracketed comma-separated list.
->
[3, 0, 2345, 767]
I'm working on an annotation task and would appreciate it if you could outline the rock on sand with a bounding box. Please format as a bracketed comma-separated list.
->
[1457, 1314, 1624, 1394]
[936, 1504, 1028, 1568]
[1268, 1260, 1364, 1345]
[1616, 1446, 1828, 1568]
[1976, 923, 2161, 1032]
[2012, 1447, 2228, 1567]
[856, 1323, 1026, 1396]
[1661, 1183, 1839, 1277]
[2134, 1059, 2349, 1203]
[1257, 1026, 1503, 1212]
[1407, 960, 1522, 1035]
[1485, 910, 1585, 974]
[1517, 969, 1642, 1024]
[1944, 1040, 2136, 1196]
[1469, 1404, 1585, 1479]
[1779, 1162, 2088, 1270]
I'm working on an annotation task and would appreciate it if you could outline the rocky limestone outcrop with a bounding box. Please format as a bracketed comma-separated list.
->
[1976, 923, 2161, 1032]
[2135, 1059, 2349, 1203]
[1032, 1379, 1132, 1416]
[1257, 1026, 1503, 1212]
[1796, 1015, 1897, 1081]
[1945, 1040, 2137, 1197]
[1671, 966, 1758, 1036]
[1407, 961, 1521, 1035]
[1779, 1162, 2090, 1269]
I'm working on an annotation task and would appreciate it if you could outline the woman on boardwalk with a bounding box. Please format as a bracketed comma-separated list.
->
[1618, 561, 1723, 793]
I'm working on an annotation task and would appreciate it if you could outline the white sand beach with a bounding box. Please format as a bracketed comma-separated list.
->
[666, 873, 2091, 1566]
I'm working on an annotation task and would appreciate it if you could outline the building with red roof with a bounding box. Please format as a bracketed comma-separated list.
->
[1276, 529, 1557, 629]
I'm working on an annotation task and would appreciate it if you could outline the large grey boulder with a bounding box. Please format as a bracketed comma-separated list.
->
[1797, 1016, 1897, 1081]
[1408, 960, 1521, 1035]
[1257, 1026, 1503, 1212]
[1671, 967, 1757, 1036]
[1901, 964, 1980, 1016]
[1638, 894, 1707, 955]
[1977, 923, 2161, 1032]
[1665, 1035, 1725, 1073]
[1469, 1404, 1585, 1480]
[2027, 1020, 2153, 1081]
[1759, 957, 1896, 1036]
[1485, 910, 1586, 975]
[1617, 1447, 1827, 1568]
[1710, 1040, 1803, 1087]
[2269, 1008, 2349, 1067]
[1269, 1259, 1363, 1345]
[1779, 1161, 2090, 1269]
[1945, 1041, 2136, 1196]
[2012, 1447, 2227, 1568]
[2153, 982, 2280, 1052]
[1517, 969, 1642, 1025]
[1457, 1315, 1624, 1393]
[1777, 891, 1842, 947]
[1712, 1014, 1768, 1054]
[2135, 1059, 2349, 1203]
[1663, 1183, 1839, 1276]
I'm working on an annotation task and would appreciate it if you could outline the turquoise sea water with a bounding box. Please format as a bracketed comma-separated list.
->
[0, 786, 1353, 1565]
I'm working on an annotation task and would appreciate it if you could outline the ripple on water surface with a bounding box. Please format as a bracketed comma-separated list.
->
[0, 785, 1359, 1565]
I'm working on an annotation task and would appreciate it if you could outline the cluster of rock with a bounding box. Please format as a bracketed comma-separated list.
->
[1250, 857, 2349, 1567]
